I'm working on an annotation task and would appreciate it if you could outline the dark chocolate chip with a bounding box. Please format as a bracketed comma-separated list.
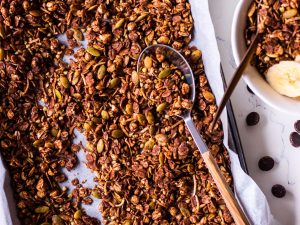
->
[258, 156, 274, 171]
[294, 120, 300, 133]
[246, 112, 260, 126]
[271, 184, 286, 198]
[290, 132, 300, 147]
[247, 85, 254, 94]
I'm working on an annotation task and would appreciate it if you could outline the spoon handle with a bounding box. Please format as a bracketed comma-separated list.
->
[211, 32, 261, 130]
[184, 117, 250, 225]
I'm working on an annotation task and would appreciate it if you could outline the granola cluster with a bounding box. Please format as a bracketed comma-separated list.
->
[246, 0, 300, 74]
[0, 0, 233, 225]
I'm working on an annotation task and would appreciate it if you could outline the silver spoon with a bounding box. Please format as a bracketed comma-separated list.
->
[137, 44, 250, 225]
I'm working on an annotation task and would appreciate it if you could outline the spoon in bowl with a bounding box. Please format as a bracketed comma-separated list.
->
[137, 44, 250, 225]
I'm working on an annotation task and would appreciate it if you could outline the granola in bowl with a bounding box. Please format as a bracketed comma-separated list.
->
[0, 0, 234, 224]
[245, 0, 300, 98]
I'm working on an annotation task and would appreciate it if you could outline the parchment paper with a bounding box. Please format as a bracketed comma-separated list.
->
[0, 1, 279, 224]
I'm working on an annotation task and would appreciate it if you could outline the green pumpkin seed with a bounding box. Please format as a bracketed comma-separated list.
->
[33, 139, 43, 148]
[92, 117, 101, 124]
[60, 76, 70, 88]
[97, 65, 106, 79]
[156, 102, 167, 113]
[73, 29, 83, 41]
[191, 49, 202, 62]
[115, 18, 125, 29]
[159, 152, 164, 165]
[146, 111, 155, 124]
[144, 138, 155, 150]
[125, 103, 133, 115]
[52, 215, 63, 225]
[72, 71, 80, 85]
[112, 129, 123, 138]
[55, 89, 62, 100]
[123, 220, 132, 225]
[92, 189, 101, 199]
[158, 68, 171, 79]
[155, 134, 168, 145]
[109, 77, 121, 88]
[180, 207, 191, 217]
[97, 139, 104, 153]
[101, 110, 109, 120]
[72, 93, 82, 99]
[86, 46, 101, 57]
[51, 128, 59, 137]
[83, 122, 91, 131]
[137, 113, 147, 126]
[35, 206, 49, 213]
[135, 13, 149, 22]
[74, 210, 82, 219]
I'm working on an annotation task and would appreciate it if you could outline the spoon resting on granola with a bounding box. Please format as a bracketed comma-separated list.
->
[137, 44, 250, 225]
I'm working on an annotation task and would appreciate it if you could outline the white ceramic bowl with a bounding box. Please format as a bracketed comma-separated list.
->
[231, 0, 300, 115]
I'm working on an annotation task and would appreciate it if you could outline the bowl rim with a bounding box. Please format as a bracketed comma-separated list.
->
[231, 0, 300, 115]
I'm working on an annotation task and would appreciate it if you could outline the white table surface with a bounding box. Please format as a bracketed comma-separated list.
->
[209, 1, 300, 225]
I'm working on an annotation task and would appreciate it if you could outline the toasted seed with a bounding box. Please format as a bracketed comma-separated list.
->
[72, 93, 82, 99]
[29, 10, 42, 17]
[74, 210, 82, 219]
[158, 68, 171, 79]
[135, 13, 149, 22]
[34, 206, 49, 213]
[101, 110, 109, 120]
[157, 36, 170, 44]
[0, 22, 5, 39]
[52, 215, 63, 225]
[55, 89, 62, 100]
[283, 9, 297, 19]
[46, 2, 58, 12]
[86, 46, 101, 57]
[83, 122, 91, 131]
[0, 48, 4, 60]
[73, 29, 84, 41]
[109, 77, 121, 88]
[137, 113, 147, 126]
[144, 138, 155, 150]
[51, 128, 59, 137]
[45, 142, 54, 148]
[112, 129, 123, 138]
[92, 117, 101, 124]
[60, 76, 70, 88]
[125, 103, 133, 115]
[146, 111, 155, 124]
[180, 207, 191, 217]
[156, 102, 167, 113]
[132, 71, 139, 85]
[191, 50, 202, 62]
[33, 139, 43, 148]
[92, 189, 101, 199]
[72, 71, 80, 85]
[159, 152, 164, 165]
[115, 18, 125, 29]
[97, 139, 104, 153]
[144, 56, 153, 69]
[202, 90, 214, 102]
[123, 220, 132, 225]
[97, 65, 106, 79]
[155, 133, 168, 145]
